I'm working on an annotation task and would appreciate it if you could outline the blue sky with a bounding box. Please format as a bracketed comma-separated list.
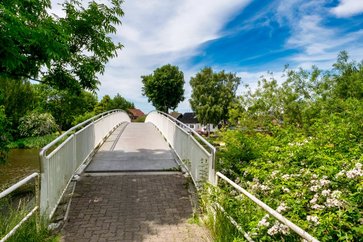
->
[51, 0, 363, 113]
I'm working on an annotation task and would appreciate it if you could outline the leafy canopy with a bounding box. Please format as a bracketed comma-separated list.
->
[0, 0, 124, 92]
[141, 64, 185, 113]
[189, 67, 240, 125]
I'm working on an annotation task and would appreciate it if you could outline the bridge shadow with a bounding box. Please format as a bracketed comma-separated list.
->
[86, 148, 179, 172]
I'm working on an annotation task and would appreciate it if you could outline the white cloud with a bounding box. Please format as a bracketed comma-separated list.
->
[331, 0, 363, 18]
[274, 0, 363, 69]
[101, 0, 250, 112]
[49, 0, 251, 112]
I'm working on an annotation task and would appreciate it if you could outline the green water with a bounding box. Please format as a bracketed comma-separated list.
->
[0, 149, 40, 190]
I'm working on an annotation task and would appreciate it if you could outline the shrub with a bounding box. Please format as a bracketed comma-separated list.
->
[0, 106, 10, 162]
[18, 112, 58, 137]
[71, 111, 95, 126]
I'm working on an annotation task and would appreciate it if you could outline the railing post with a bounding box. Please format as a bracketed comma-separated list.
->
[39, 151, 48, 218]
[35, 174, 40, 232]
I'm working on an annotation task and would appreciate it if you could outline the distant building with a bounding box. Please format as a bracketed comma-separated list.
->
[128, 108, 145, 120]
[169, 111, 182, 119]
[177, 112, 216, 133]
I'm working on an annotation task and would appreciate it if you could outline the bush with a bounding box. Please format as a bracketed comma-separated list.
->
[0, 106, 10, 162]
[71, 111, 95, 126]
[18, 112, 58, 137]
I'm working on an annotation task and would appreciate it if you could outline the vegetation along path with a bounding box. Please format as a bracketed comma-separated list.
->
[61, 123, 210, 241]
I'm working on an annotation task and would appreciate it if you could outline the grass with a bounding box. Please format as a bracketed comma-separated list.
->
[0, 198, 58, 242]
[7, 134, 59, 149]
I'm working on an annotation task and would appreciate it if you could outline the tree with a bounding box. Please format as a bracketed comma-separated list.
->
[109, 93, 134, 110]
[141, 64, 185, 113]
[0, 77, 36, 135]
[33, 84, 98, 130]
[189, 67, 240, 126]
[0, 0, 124, 92]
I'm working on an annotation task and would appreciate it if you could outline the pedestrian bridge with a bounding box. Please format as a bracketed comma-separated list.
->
[1, 110, 319, 242]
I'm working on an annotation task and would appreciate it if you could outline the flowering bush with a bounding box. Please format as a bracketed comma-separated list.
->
[211, 119, 363, 241]
[18, 112, 59, 137]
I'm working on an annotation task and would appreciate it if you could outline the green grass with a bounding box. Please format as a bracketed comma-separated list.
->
[7, 134, 59, 149]
[0, 198, 58, 242]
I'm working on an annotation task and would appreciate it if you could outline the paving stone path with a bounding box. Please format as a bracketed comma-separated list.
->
[61, 123, 211, 242]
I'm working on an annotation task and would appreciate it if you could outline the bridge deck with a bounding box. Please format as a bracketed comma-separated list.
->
[86, 123, 179, 172]
[61, 123, 210, 241]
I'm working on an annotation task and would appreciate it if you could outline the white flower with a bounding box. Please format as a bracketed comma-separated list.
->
[356, 162, 362, 169]
[267, 222, 290, 236]
[312, 174, 318, 179]
[319, 178, 331, 187]
[260, 185, 270, 191]
[258, 214, 270, 227]
[311, 204, 325, 210]
[282, 174, 290, 180]
[253, 177, 260, 183]
[346, 168, 363, 179]
[307, 215, 320, 225]
[310, 194, 319, 204]
[310, 185, 320, 192]
[267, 224, 279, 236]
[282, 187, 290, 193]
[326, 198, 342, 208]
[251, 184, 259, 191]
[276, 202, 289, 213]
[321, 189, 331, 196]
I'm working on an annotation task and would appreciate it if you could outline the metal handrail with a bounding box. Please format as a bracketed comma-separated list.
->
[216, 172, 319, 242]
[40, 109, 128, 157]
[155, 111, 216, 156]
[146, 111, 216, 186]
[39, 109, 131, 219]
[0, 173, 40, 242]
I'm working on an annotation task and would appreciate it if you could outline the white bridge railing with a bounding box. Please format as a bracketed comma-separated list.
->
[39, 110, 130, 219]
[146, 111, 318, 241]
[145, 111, 216, 188]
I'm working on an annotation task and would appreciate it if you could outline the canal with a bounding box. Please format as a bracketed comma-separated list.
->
[0, 149, 39, 190]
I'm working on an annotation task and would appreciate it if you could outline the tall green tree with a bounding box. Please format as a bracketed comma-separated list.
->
[0, 0, 124, 92]
[0, 78, 36, 134]
[189, 67, 240, 125]
[141, 64, 185, 113]
[109, 93, 134, 110]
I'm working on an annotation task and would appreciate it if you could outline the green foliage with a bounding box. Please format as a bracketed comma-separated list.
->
[142, 64, 185, 113]
[71, 111, 96, 126]
[7, 133, 58, 149]
[0, 78, 36, 134]
[211, 52, 363, 241]
[34, 84, 97, 130]
[0, 0, 124, 92]
[0, 106, 10, 162]
[18, 112, 58, 137]
[0, 198, 57, 242]
[133, 115, 146, 123]
[94, 93, 133, 114]
[190, 67, 240, 125]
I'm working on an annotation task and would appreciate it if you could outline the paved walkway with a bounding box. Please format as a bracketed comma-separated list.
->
[61, 123, 210, 242]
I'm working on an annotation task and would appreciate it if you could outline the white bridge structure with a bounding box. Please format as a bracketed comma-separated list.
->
[1, 110, 319, 242]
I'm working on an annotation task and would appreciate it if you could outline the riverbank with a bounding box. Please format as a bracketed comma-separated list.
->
[7, 134, 59, 149]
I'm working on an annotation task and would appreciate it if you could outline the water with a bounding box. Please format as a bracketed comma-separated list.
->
[0, 149, 40, 190]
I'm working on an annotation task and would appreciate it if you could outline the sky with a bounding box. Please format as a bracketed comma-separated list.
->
[51, 0, 363, 113]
